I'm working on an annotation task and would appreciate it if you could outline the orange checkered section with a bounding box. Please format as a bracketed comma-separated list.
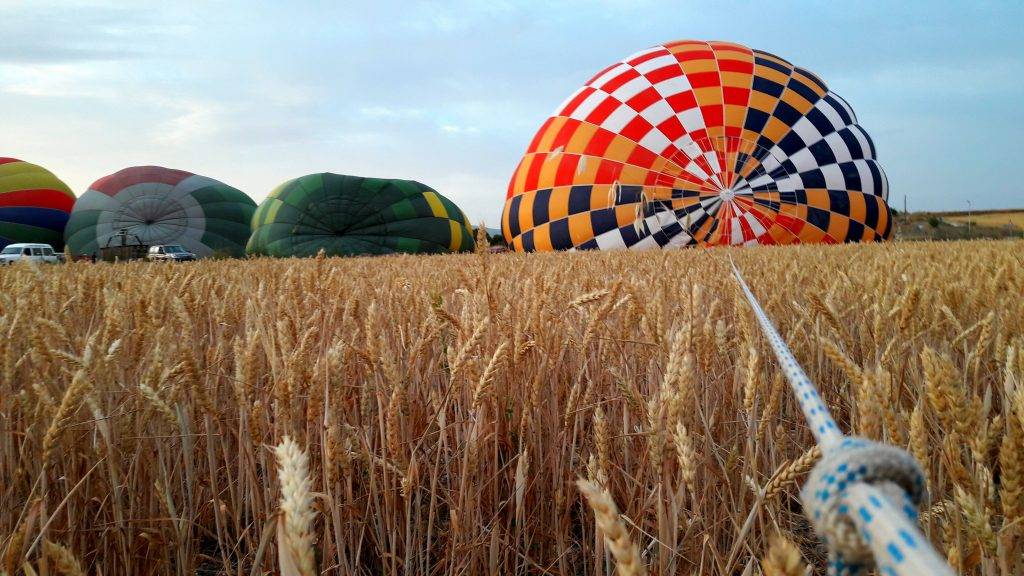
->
[503, 40, 892, 251]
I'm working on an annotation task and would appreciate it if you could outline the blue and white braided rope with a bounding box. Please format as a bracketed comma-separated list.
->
[729, 258, 955, 576]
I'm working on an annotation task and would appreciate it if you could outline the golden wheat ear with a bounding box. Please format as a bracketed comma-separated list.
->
[760, 534, 806, 576]
[275, 436, 317, 576]
[576, 478, 646, 576]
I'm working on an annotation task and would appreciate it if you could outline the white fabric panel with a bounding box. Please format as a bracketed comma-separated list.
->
[594, 228, 628, 250]
[677, 137, 703, 160]
[73, 189, 121, 212]
[624, 47, 662, 65]
[878, 162, 890, 200]
[611, 76, 648, 102]
[744, 212, 766, 236]
[699, 197, 722, 212]
[640, 99, 674, 126]
[827, 91, 858, 125]
[703, 151, 722, 175]
[684, 161, 710, 181]
[555, 87, 588, 115]
[569, 91, 606, 120]
[678, 108, 704, 132]
[664, 231, 693, 248]
[855, 161, 875, 196]
[639, 131, 672, 154]
[849, 126, 874, 159]
[732, 181, 753, 195]
[635, 54, 677, 74]
[591, 64, 631, 89]
[820, 164, 845, 189]
[654, 76, 692, 97]
[791, 117, 823, 146]
[600, 105, 635, 133]
[747, 174, 773, 188]
[788, 148, 818, 173]
[824, 132, 853, 163]
[760, 151, 783, 174]
[817, 98, 847, 130]
[730, 218, 744, 244]
[631, 234, 660, 249]
[776, 176, 797, 192]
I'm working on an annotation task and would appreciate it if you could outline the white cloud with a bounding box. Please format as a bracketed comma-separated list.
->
[0, 63, 104, 97]
[152, 99, 224, 145]
[0, 3, 193, 64]
[359, 105, 425, 119]
[440, 124, 480, 135]
[398, 1, 517, 33]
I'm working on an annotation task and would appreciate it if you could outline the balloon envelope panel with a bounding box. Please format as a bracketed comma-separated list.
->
[64, 166, 256, 258]
[0, 158, 75, 250]
[502, 40, 893, 251]
[247, 173, 475, 257]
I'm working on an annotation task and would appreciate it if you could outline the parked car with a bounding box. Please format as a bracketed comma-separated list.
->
[146, 245, 197, 262]
[0, 243, 62, 265]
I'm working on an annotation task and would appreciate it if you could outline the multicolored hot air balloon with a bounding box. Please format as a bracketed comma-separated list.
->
[247, 173, 475, 257]
[0, 158, 75, 250]
[64, 166, 256, 258]
[503, 40, 892, 251]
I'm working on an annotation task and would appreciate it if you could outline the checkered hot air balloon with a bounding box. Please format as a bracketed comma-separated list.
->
[503, 40, 893, 251]
[64, 166, 256, 258]
[247, 173, 475, 257]
[0, 158, 75, 250]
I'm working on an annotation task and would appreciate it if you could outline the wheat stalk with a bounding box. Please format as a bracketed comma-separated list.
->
[576, 479, 646, 576]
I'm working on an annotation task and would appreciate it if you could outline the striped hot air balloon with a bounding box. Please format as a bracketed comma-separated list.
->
[247, 173, 475, 257]
[64, 166, 256, 258]
[503, 40, 892, 251]
[0, 158, 75, 250]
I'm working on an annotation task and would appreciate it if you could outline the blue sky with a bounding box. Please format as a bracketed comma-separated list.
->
[1, 0, 1021, 225]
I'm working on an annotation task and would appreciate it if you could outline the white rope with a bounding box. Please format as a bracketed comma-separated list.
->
[729, 257, 956, 576]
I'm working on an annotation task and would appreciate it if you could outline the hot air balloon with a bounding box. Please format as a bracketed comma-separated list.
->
[503, 40, 892, 251]
[64, 166, 256, 258]
[0, 158, 75, 250]
[247, 173, 475, 257]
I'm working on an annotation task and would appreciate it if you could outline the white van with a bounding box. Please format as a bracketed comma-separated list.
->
[0, 243, 62, 265]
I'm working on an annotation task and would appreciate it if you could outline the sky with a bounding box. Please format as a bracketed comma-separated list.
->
[1, 0, 1021, 226]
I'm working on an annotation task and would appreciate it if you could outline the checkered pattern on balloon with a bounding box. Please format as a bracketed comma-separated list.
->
[503, 40, 893, 251]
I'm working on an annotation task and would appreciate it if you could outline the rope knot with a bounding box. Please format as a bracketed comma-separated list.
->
[800, 437, 926, 567]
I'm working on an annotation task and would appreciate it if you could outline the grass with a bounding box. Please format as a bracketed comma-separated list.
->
[0, 240, 1022, 575]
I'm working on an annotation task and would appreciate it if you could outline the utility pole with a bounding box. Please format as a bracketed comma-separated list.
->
[903, 195, 907, 215]
[967, 200, 972, 237]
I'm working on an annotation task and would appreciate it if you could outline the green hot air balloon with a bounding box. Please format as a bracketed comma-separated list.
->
[247, 173, 475, 257]
[65, 166, 256, 258]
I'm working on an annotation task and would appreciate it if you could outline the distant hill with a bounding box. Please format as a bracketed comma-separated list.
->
[896, 209, 1023, 241]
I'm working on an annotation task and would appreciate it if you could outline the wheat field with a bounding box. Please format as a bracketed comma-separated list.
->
[0, 240, 1022, 576]
[944, 212, 1024, 230]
